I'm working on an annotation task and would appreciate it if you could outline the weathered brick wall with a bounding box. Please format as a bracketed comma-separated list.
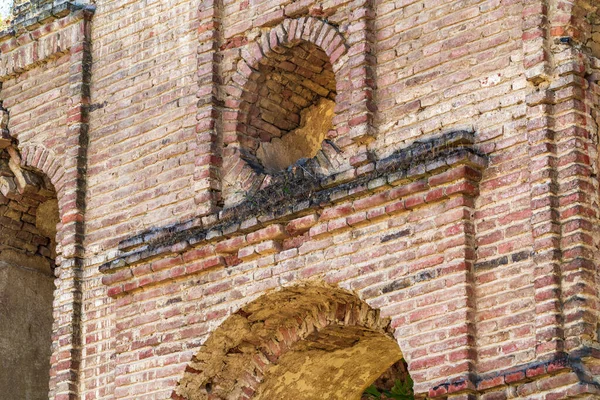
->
[73, 0, 600, 398]
[374, 1, 525, 145]
[0, 153, 58, 268]
[2, 54, 70, 153]
[0, 148, 58, 399]
[85, 0, 201, 253]
[0, 5, 94, 398]
[1, 0, 600, 399]
[81, 0, 202, 396]
[371, 0, 537, 382]
[99, 132, 485, 398]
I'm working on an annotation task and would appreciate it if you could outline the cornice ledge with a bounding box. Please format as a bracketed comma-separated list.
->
[99, 130, 487, 275]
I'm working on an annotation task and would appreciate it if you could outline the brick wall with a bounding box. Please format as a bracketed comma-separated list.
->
[371, 0, 537, 382]
[2, 54, 70, 153]
[1, 0, 600, 399]
[0, 5, 93, 398]
[85, 0, 201, 253]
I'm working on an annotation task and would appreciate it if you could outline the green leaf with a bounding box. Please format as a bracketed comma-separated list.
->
[363, 385, 382, 398]
[387, 376, 415, 399]
[362, 375, 414, 400]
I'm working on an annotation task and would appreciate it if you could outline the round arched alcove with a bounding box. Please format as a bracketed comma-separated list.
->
[172, 283, 413, 400]
[222, 18, 351, 205]
[240, 40, 337, 174]
[252, 325, 405, 400]
[0, 146, 59, 399]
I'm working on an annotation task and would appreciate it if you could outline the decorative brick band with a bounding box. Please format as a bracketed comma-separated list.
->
[100, 130, 486, 297]
[7, 0, 78, 32]
[0, 4, 93, 81]
[428, 347, 600, 398]
[473, 250, 532, 271]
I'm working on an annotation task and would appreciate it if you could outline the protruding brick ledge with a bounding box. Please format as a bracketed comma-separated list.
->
[2, 1, 85, 36]
[0, 3, 95, 81]
[99, 130, 486, 294]
[428, 347, 600, 398]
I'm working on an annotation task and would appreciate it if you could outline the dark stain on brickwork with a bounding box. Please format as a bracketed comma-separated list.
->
[474, 250, 531, 271]
[381, 279, 410, 294]
[510, 250, 530, 262]
[429, 348, 600, 397]
[381, 269, 438, 294]
[380, 229, 410, 243]
[166, 297, 182, 305]
[474, 255, 509, 271]
[88, 101, 107, 112]
[414, 270, 436, 282]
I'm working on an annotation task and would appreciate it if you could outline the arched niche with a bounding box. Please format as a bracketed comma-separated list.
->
[242, 40, 336, 173]
[0, 145, 60, 399]
[222, 18, 350, 206]
[172, 283, 412, 400]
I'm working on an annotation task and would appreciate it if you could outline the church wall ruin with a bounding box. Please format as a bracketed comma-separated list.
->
[1, 0, 600, 399]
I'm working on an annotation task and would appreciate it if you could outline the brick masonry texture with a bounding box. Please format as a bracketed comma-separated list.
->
[0, 0, 599, 399]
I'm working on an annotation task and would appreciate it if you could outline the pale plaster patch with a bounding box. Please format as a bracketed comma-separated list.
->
[36, 199, 58, 239]
[253, 326, 402, 400]
[257, 98, 335, 172]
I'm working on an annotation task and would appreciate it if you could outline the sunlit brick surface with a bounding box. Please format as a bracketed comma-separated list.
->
[1, 0, 599, 399]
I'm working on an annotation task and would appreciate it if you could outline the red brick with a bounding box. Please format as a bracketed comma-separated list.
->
[246, 224, 288, 244]
[320, 203, 353, 220]
[285, 214, 318, 235]
[215, 236, 247, 253]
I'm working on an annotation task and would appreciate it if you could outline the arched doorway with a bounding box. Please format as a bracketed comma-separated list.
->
[0, 146, 59, 399]
[173, 283, 413, 400]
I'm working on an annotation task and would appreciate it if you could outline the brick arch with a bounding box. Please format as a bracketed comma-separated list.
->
[252, 17, 347, 69]
[222, 17, 350, 206]
[1, 140, 85, 400]
[0, 142, 63, 398]
[19, 144, 66, 205]
[1, 105, 66, 214]
[16, 143, 70, 239]
[172, 283, 405, 400]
